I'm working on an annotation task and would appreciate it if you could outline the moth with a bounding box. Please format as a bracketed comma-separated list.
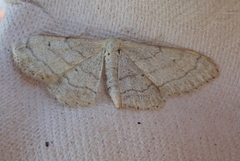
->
[12, 35, 219, 109]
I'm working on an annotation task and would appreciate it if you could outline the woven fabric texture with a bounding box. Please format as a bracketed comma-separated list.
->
[0, 0, 239, 160]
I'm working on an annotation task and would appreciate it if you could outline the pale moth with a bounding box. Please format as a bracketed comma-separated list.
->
[13, 35, 219, 110]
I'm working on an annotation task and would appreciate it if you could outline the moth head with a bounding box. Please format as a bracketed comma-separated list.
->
[105, 38, 122, 52]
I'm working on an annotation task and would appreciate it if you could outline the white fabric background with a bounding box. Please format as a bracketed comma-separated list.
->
[0, 0, 239, 160]
[0, 0, 6, 22]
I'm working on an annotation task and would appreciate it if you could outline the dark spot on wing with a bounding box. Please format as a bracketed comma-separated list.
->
[117, 49, 121, 54]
